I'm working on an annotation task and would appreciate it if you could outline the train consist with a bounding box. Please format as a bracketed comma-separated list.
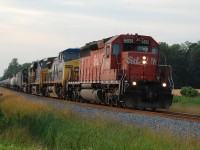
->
[0, 34, 173, 110]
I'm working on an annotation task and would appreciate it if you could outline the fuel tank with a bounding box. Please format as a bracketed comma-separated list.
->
[80, 89, 105, 103]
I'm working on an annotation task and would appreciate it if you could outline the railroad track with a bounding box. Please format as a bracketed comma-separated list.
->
[155, 111, 200, 123]
[3, 88, 200, 123]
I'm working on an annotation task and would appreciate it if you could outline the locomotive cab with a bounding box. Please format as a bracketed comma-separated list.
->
[102, 34, 173, 109]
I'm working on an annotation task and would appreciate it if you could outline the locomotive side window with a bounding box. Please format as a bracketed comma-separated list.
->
[40, 61, 47, 69]
[123, 43, 134, 52]
[64, 52, 80, 61]
[106, 45, 110, 57]
[137, 46, 148, 52]
[152, 47, 158, 54]
[123, 38, 134, 52]
[113, 44, 120, 56]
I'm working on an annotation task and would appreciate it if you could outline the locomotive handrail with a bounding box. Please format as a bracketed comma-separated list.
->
[115, 55, 120, 74]
[158, 64, 174, 89]
[160, 52, 167, 65]
[120, 69, 126, 95]
[168, 65, 174, 89]
[168, 77, 174, 89]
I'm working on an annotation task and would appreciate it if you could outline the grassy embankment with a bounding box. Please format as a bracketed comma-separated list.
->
[0, 88, 200, 150]
[171, 90, 200, 114]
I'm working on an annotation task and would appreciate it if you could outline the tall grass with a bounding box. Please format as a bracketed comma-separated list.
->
[170, 96, 200, 114]
[170, 89, 200, 114]
[173, 96, 200, 105]
[1, 88, 200, 149]
[170, 104, 200, 115]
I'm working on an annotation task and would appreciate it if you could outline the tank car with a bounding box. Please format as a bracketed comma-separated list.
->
[0, 81, 2, 86]
[10, 76, 17, 89]
[69, 34, 173, 110]
[5, 78, 11, 88]
[0, 80, 5, 87]
[41, 48, 80, 98]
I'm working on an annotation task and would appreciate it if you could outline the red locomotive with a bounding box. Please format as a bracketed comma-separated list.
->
[69, 34, 173, 110]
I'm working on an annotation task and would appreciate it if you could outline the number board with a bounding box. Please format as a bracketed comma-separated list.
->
[141, 39, 150, 45]
[123, 38, 135, 44]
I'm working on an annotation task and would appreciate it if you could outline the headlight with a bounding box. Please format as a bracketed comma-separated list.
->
[142, 60, 147, 65]
[142, 56, 146, 60]
[162, 83, 167, 87]
[132, 81, 137, 86]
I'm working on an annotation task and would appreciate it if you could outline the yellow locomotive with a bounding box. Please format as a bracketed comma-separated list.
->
[40, 48, 80, 98]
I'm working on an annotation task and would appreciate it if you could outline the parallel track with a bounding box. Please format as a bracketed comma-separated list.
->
[155, 111, 200, 123]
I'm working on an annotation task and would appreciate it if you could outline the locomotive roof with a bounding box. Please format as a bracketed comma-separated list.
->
[43, 57, 56, 62]
[43, 57, 56, 65]
[105, 34, 155, 43]
[61, 48, 80, 54]
[105, 35, 119, 44]
[80, 34, 154, 51]
[80, 34, 158, 58]
[80, 37, 112, 51]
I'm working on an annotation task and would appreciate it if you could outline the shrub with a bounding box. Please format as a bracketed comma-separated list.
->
[180, 86, 198, 97]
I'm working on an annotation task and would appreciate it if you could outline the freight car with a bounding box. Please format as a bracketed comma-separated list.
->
[0, 34, 173, 110]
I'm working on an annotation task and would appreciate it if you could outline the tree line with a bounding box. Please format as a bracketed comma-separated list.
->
[159, 41, 200, 88]
[1, 41, 200, 88]
[1, 58, 30, 80]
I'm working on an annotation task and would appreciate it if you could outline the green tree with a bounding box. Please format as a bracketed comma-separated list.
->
[160, 41, 200, 88]
[187, 43, 200, 87]
[1, 58, 30, 80]
[2, 58, 19, 80]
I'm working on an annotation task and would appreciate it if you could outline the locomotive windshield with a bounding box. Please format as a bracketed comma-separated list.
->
[39, 60, 47, 69]
[152, 47, 158, 54]
[123, 43, 134, 51]
[123, 44, 149, 52]
[63, 52, 80, 61]
[122, 38, 151, 52]
[137, 46, 148, 52]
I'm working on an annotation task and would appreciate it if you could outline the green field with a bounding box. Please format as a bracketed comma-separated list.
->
[0, 89, 200, 150]
[170, 95, 200, 114]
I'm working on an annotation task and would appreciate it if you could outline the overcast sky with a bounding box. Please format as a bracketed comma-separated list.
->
[0, 0, 200, 76]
